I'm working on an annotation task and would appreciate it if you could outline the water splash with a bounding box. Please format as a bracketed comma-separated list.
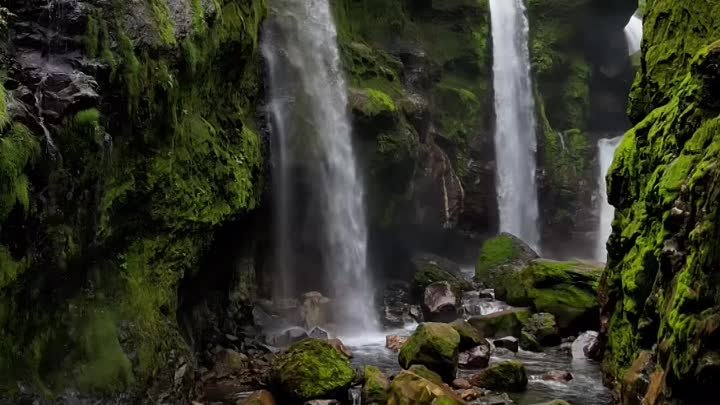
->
[262, 0, 376, 333]
[489, 0, 540, 251]
[595, 136, 624, 262]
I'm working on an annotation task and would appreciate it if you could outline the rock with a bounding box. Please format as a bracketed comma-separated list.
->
[381, 282, 415, 327]
[327, 338, 353, 358]
[309, 327, 330, 340]
[386, 335, 409, 352]
[452, 378, 472, 389]
[212, 349, 248, 378]
[304, 401, 341, 405]
[469, 361, 528, 392]
[542, 370, 573, 383]
[363, 366, 389, 405]
[270, 339, 356, 402]
[571, 331, 600, 359]
[493, 337, 519, 353]
[399, 323, 460, 382]
[485, 259, 603, 334]
[387, 369, 464, 405]
[412, 253, 471, 297]
[458, 345, 491, 369]
[620, 351, 655, 405]
[407, 364, 444, 384]
[423, 281, 460, 322]
[300, 291, 332, 330]
[253, 305, 276, 329]
[266, 327, 309, 347]
[450, 319, 486, 351]
[474, 233, 538, 291]
[529, 401, 571, 405]
[243, 390, 276, 405]
[520, 331, 542, 352]
[468, 308, 530, 338]
[522, 313, 560, 347]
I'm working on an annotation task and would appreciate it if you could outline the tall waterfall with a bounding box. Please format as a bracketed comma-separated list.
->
[262, 0, 376, 332]
[489, 0, 540, 250]
[624, 14, 643, 55]
[595, 136, 624, 262]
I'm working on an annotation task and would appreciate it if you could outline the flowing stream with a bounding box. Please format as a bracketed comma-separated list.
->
[489, 0, 540, 250]
[595, 136, 624, 262]
[262, 0, 376, 333]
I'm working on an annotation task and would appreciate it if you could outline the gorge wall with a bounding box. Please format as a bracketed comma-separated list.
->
[599, 1, 720, 404]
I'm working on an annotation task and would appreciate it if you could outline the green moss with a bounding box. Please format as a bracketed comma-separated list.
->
[147, 0, 177, 46]
[0, 123, 40, 221]
[352, 88, 398, 118]
[398, 323, 460, 382]
[363, 365, 389, 405]
[475, 235, 522, 279]
[271, 339, 356, 401]
[0, 246, 28, 290]
[413, 263, 471, 297]
[469, 360, 528, 392]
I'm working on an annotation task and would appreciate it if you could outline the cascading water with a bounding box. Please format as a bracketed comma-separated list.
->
[624, 13, 643, 55]
[595, 136, 624, 262]
[489, 0, 540, 250]
[262, 0, 376, 333]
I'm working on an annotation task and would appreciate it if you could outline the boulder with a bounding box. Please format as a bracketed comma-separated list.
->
[412, 254, 471, 297]
[399, 323, 461, 382]
[243, 390, 276, 405]
[520, 331, 542, 352]
[458, 345, 491, 369]
[423, 281, 460, 322]
[542, 370, 573, 383]
[450, 319, 486, 351]
[572, 331, 600, 359]
[300, 291, 332, 330]
[486, 259, 603, 334]
[386, 335, 409, 352]
[408, 364, 444, 384]
[270, 339, 356, 402]
[522, 313, 560, 347]
[468, 308, 530, 338]
[266, 327, 309, 347]
[493, 337, 519, 353]
[474, 234, 538, 291]
[381, 282, 416, 327]
[309, 327, 330, 340]
[469, 361, 528, 392]
[363, 366, 390, 405]
[452, 378, 472, 389]
[387, 370, 464, 405]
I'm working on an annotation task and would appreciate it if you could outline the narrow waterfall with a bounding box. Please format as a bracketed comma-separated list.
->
[624, 14, 643, 55]
[595, 136, 624, 262]
[489, 0, 540, 250]
[262, 0, 376, 333]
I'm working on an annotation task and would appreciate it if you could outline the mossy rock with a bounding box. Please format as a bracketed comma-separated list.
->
[468, 308, 531, 338]
[450, 319, 486, 351]
[491, 259, 602, 334]
[519, 331, 542, 352]
[412, 257, 471, 298]
[474, 233, 538, 291]
[407, 364, 443, 385]
[387, 370, 464, 405]
[270, 339, 356, 402]
[469, 360, 528, 392]
[398, 323, 460, 382]
[350, 87, 399, 121]
[522, 313, 560, 347]
[363, 365, 390, 405]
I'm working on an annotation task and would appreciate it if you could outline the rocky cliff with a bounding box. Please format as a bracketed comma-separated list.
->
[599, 1, 720, 404]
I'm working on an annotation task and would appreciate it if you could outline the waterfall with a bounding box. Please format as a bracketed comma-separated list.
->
[489, 0, 540, 250]
[624, 14, 643, 55]
[262, 0, 376, 333]
[595, 136, 624, 262]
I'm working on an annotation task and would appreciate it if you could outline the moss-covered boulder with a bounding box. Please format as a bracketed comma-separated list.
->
[522, 313, 560, 348]
[450, 319, 486, 351]
[387, 370, 464, 405]
[487, 259, 602, 334]
[412, 254, 471, 298]
[468, 308, 531, 338]
[270, 339, 356, 402]
[398, 323, 460, 382]
[363, 365, 390, 405]
[468, 361, 528, 392]
[474, 234, 538, 293]
[407, 364, 443, 385]
[519, 331, 542, 353]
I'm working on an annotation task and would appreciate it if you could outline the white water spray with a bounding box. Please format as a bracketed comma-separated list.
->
[624, 14, 643, 55]
[595, 136, 624, 262]
[262, 0, 376, 333]
[489, 0, 540, 250]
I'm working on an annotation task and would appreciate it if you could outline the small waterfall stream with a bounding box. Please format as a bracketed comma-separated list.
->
[624, 14, 643, 55]
[489, 0, 540, 250]
[262, 0, 376, 333]
[595, 136, 624, 262]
